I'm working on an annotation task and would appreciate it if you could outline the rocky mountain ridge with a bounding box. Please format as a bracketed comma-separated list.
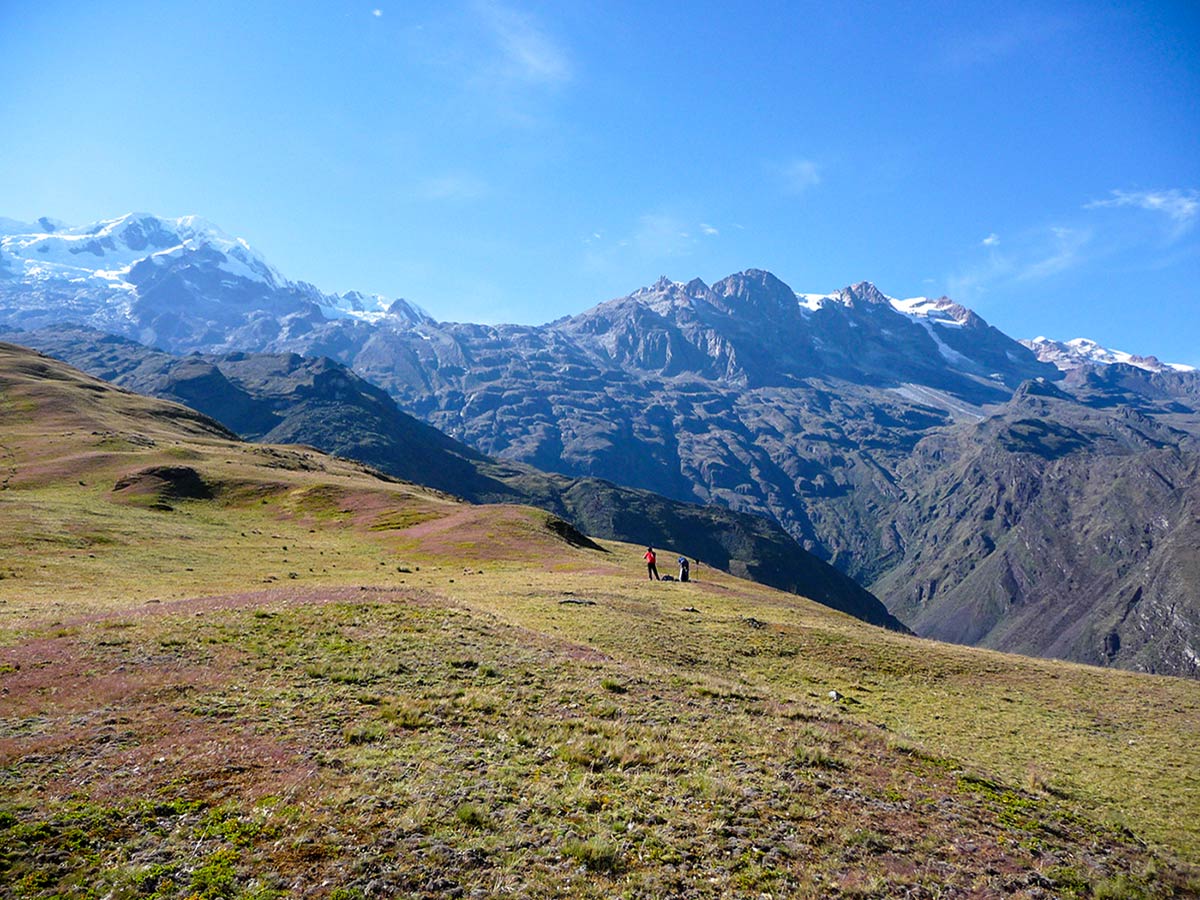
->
[1021, 335, 1196, 374]
[3, 213, 1198, 675]
[2, 328, 904, 631]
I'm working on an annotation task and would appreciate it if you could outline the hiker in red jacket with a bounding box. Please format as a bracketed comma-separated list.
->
[644, 546, 660, 580]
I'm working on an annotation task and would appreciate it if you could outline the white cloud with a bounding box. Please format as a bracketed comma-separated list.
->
[1016, 226, 1091, 281]
[946, 224, 1092, 301]
[372, 8, 382, 17]
[1085, 189, 1199, 229]
[778, 158, 821, 194]
[946, 189, 1198, 305]
[700, 223, 719, 236]
[474, 0, 571, 87]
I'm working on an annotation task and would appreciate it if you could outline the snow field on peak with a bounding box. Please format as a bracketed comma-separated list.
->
[1024, 336, 1195, 373]
[1, 212, 435, 329]
[0, 213, 284, 287]
[796, 292, 833, 313]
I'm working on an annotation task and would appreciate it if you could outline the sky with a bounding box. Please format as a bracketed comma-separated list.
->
[2, 1, 1198, 364]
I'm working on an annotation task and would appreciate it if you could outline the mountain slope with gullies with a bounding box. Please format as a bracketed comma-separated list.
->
[876, 377, 1200, 672]
[287, 272, 1200, 676]
[1, 341, 1198, 897]
[4, 213, 1199, 675]
[2, 329, 903, 630]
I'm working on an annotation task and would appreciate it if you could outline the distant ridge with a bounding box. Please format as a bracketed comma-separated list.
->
[4, 328, 906, 632]
[3, 213, 1198, 676]
[1022, 335, 1196, 374]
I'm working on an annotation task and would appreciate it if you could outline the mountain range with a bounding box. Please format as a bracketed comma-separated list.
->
[4, 341, 1196, 895]
[0, 326, 900, 630]
[3, 213, 1197, 676]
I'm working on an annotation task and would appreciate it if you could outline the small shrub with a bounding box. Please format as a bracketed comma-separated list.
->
[792, 745, 845, 770]
[454, 803, 490, 829]
[382, 699, 434, 729]
[600, 677, 627, 694]
[1092, 874, 1149, 900]
[344, 723, 387, 745]
[190, 848, 239, 899]
[562, 836, 620, 873]
[590, 700, 621, 719]
[845, 827, 891, 853]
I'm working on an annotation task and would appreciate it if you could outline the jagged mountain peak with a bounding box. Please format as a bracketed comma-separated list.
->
[834, 280, 892, 307]
[706, 269, 805, 321]
[0, 211, 281, 287]
[1022, 335, 1196, 374]
[321, 290, 431, 325]
[0, 213, 434, 344]
[630, 275, 686, 301]
[1008, 376, 1074, 404]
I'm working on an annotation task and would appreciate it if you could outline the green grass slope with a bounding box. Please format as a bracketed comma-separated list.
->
[2, 329, 904, 631]
[1, 343, 1198, 899]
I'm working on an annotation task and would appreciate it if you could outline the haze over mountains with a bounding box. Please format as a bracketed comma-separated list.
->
[3, 213, 1198, 677]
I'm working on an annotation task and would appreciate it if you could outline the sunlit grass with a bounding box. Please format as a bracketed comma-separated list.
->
[2, 347, 1198, 897]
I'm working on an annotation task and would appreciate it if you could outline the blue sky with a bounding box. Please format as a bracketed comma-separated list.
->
[2, 1, 1197, 363]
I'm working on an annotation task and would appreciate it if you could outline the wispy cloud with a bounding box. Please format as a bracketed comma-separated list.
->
[582, 213, 718, 276]
[633, 213, 694, 257]
[397, 2, 572, 128]
[776, 158, 821, 195]
[939, 12, 1070, 69]
[946, 223, 1093, 302]
[417, 172, 489, 201]
[371, 8, 382, 18]
[1016, 226, 1091, 281]
[473, 0, 571, 88]
[946, 185, 1200, 303]
[1085, 188, 1199, 231]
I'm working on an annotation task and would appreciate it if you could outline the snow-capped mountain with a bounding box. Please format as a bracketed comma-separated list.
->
[5, 211, 1199, 678]
[0, 213, 283, 289]
[1021, 336, 1196, 374]
[0, 213, 429, 349]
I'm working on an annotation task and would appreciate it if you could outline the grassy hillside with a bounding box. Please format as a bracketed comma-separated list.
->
[4, 328, 905, 630]
[1, 343, 1198, 898]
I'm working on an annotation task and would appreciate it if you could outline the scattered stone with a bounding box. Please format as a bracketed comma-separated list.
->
[743, 617, 767, 629]
[559, 598, 596, 606]
[828, 690, 842, 701]
[683, 606, 701, 613]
